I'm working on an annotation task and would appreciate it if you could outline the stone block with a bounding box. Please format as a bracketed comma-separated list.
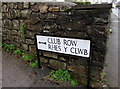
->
[23, 2, 29, 8]
[30, 2, 36, 6]
[31, 4, 39, 12]
[2, 4, 8, 12]
[80, 77, 87, 86]
[60, 6, 72, 11]
[3, 29, 11, 35]
[91, 61, 104, 69]
[18, 2, 23, 9]
[87, 26, 108, 38]
[27, 14, 40, 24]
[11, 30, 18, 35]
[13, 3, 18, 9]
[14, 36, 22, 43]
[49, 60, 66, 69]
[8, 2, 14, 9]
[29, 45, 36, 54]
[42, 51, 57, 59]
[21, 43, 28, 51]
[48, 7, 60, 12]
[25, 39, 34, 45]
[59, 57, 66, 61]
[56, 15, 70, 24]
[26, 24, 43, 32]
[94, 25, 107, 33]
[92, 39, 107, 50]
[12, 20, 19, 30]
[13, 10, 21, 18]
[67, 57, 88, 66]
[67, 65, 86, 75]
[8, 10, 20, 19]
[44, 24, 58, 32]
[26, 31, 35, 39]
[90, 81, 100, 88]
[92, 74, 101, 81]
[2, 13, 8, 19]
[47, 13, 57, 19]
[40, 57, 48, 64]
[39, 5, 48, 13]
[66, 31, 88, 39]
[3, 19, 12, 29]
[94, 17, 109, 24]
[92, 51, 105, 62]
[61, 20, 86, 31]
[21, 10, 31, 18]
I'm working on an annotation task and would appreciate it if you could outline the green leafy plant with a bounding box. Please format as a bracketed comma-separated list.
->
[71, 80, 78, 86]
[102, 79, 108, 83]
[22, 53, 35, 61]
[101, 72, 107, 78]
[49, 69, 78, 86]
[3, 44, 14, 51]
[28, 60, 38, 68]
[13, 49, 22, 55]
[20, 24, 26, 39]
[100, 71, 108, 87]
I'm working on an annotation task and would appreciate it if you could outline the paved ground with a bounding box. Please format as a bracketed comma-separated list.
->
[2, 51, 62, 87]
[2, 51, 87, 88]
[105, 9, 119, 88]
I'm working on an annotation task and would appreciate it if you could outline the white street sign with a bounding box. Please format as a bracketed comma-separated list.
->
[36, 35, 90, 58]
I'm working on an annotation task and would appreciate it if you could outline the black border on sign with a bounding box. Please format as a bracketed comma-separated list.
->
[34, 34, 92, 89]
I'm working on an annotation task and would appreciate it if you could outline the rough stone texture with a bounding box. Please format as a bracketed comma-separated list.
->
[8, 10, 20, 19]
[67, 65, 86, 75]
[27, 14, 40, 24]
[42, 52, 57, 59]
[2, 4, 8, 12]
[12, 20, 19, 30]
[40, 57, 48, 64]
[2, 2, 112, 88]
[21, 43, 28, 51]
[25, 39, 35, 45]
[26, 24, 43, 31]
[23, 2, 29, 8]
[49, 60, 66, 70]
[21, 10, 31, 18]
[3, 19, 12, 29]
[29, 45, 36, 54]
[59, 56, 66, 61]
[48, 7, 60, 12]
[31, 4, 39, 12]
[11, 30, 18, 35]
[39, 5, 48, 13]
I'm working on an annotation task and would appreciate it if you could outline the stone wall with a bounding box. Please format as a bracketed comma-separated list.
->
[2, 2, 112, 87]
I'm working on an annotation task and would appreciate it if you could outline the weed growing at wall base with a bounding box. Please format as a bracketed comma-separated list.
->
[22, 53, 35, 61]
[3, 44, 14, 51]
[28, 60, 38, 68]
[49, 69, 78, 86]
[13, 49, 22, 55]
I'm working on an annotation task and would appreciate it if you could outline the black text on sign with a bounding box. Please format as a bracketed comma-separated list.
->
[36, 35, 90, 58]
